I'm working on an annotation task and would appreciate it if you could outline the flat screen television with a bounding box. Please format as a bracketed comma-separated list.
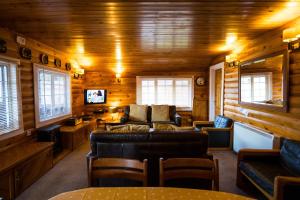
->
[84, 89, 107, 104]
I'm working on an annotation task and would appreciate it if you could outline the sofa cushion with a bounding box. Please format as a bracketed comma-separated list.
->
[153, 123, 176, 131]
[280, 139, 300, 176]
[239, 160, 293, 195]
[130, 124, 150, 132]
[106, 125, 131, 133]
[151, 105, 170, 122]
[214, 115, 233, 128]
[129, 104, 148, 122]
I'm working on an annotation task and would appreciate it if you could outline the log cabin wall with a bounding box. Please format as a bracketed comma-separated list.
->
[0, 27, 84, 148]
[84, 71, 209, 124]
[212, 20, 300, 141]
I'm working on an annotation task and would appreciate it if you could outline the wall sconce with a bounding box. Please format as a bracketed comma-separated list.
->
[115, 73, 121, 83]
[74, 68, 84, 79]
[283, 27, 300, 51]
[225, 53, 239, 67]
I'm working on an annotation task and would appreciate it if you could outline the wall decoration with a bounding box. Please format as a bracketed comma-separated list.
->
[0, 39, 7, 53]
[195, 77, 205, 86]
[54, 58, 61, 67]
[19, 47, 32, 59]
[65, 63, 71, 71]
[39, 53, 48, 64]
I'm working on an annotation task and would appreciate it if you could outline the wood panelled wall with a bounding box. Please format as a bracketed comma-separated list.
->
[0, 27, 84, 147]
[213, 20, 300, 141]
[84, 71, 208, 121]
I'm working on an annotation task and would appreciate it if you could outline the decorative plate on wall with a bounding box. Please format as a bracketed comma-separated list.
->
[19, 47, 32, 60]
[40, 54, 48, 64]
[54, 58, 61, 67]
[0, 39, 7, 53]
[65, 63, 71, 71]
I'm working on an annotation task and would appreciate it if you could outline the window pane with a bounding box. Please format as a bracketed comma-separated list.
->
[141, 80, 155, 105]
[241, 76, 251, 102]
[175, 80, 191, 107]
[253, 76, 267, 101]
[157, 80, 173, 105]
[36, 67, 71, 124]
[0, 63, 21, 135]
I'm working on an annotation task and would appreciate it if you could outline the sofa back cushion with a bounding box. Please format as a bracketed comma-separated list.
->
[214, 115, 233, 128]
[129, 104, 148, 122]
[280, 139, 300, 176]
[151, 105, 170, 122]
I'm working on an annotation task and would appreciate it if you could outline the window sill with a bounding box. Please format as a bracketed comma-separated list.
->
[35, 114, 72, 128]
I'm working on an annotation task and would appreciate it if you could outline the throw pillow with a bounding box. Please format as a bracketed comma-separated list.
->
[151, 105, 170, 122]
[106, 125, 131, 133]
[130, 124, 150, 132]
[153, 123, 176, 131]
[129, 104, 148, 122]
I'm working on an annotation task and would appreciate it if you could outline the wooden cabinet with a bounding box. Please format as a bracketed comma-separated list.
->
[0, 170, 14, 200]
[14, 148, 53, 196]
[60, 120, 96, 151]
[0, 141, 53, 200]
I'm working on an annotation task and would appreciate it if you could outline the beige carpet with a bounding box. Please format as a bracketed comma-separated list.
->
[16, 143, 249, 200]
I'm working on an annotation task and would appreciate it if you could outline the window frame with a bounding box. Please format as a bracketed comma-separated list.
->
[33, 63, 72, 128]
[0, 55, 23, 137]
[136, 76, 194, 111]
[241, 72, 272, 103]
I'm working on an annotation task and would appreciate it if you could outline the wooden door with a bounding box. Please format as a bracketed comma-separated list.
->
[215, 69, 222, 116]
[14, 148, 53, 196]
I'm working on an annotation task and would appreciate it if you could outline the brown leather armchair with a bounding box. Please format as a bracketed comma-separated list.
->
[237, 139, 300, 200]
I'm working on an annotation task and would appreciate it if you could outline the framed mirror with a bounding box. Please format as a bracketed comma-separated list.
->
[238, 50, 289, 112]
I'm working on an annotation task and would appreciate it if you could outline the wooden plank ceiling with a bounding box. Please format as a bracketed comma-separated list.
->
[0, 0, 300, 73]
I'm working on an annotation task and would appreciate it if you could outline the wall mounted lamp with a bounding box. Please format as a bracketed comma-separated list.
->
[283, 27, 300, 51]
[74, 68, 85, 79]
[225, 53, 240, 67]
[115, 73, 121, 83]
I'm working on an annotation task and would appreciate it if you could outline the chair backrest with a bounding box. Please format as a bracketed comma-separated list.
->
[159, 158, 219, 190]
[280, 139, 300, 176]
[88, 158, 148, 187]
[214, 115, 233, 128]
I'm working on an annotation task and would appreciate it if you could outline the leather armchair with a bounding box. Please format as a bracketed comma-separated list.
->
[193, 115, 233, 148]
[120, 105, 182, 127]
[237, 139, 300, 200]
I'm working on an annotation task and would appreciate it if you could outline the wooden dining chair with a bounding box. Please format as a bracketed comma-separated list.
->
[159, 158, 219, 191]
[88, 157, 148, 187]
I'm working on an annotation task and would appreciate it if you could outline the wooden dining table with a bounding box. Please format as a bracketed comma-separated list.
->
[49, 187, 254, 200]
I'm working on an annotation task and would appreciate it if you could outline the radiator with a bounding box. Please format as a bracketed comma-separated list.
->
[233, 122, 277, 153]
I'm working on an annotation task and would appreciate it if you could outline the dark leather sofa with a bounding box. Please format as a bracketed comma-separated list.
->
[120, 105, 182, 127]
[237, 138, 300, 200]
[87, 129, 209, 186]
[193, 115, 233, 148]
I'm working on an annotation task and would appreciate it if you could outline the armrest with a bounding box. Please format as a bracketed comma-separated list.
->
[274, 176, 300, 200]
[174, 113, 182, 126]
[193, 121, 214, 129]
[202, 127, 231, 132]
[238, 149, 280, 162]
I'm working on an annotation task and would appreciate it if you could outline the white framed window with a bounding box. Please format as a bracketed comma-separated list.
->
[241, 73, 272, 103]
[34, 64, 71, 128]
[136, 77, 193, 110]
[0, 58, 23, 136]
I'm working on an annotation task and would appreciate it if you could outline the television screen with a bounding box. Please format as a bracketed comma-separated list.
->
[84, 89, 107, 104]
